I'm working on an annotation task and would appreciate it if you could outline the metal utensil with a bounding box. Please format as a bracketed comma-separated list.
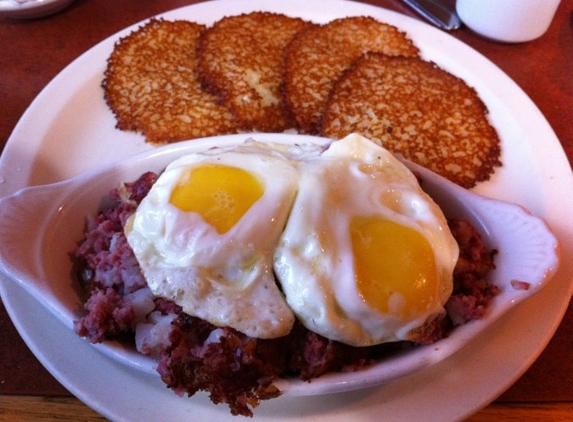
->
[402, 0, 462, 30]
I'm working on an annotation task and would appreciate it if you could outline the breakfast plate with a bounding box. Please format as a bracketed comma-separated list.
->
[0, 0, 572, 421]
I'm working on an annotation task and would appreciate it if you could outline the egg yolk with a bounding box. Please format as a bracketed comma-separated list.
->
[350, 217, 438, 318]
[169, 164, 264, 234]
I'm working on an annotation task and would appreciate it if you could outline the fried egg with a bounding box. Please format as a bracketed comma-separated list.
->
[273, 134, 460, 347]
[124, 142, 300, 339]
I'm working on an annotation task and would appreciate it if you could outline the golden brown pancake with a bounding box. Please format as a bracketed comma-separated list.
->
[103, 19, 240, 144]
[198, 12, 314, 132]
[321, 53, 502, 188]
[283, 16, 419, 134]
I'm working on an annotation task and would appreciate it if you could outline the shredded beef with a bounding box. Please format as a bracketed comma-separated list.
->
[73, 173, 500, 417]
[157, 315, 283, 417]
[510, 280, 531, 291]
[73, 287, 135, 342]
[73, 172, 158, 341]
[157, 316, 409, 417]
[446, 219, 500, 325]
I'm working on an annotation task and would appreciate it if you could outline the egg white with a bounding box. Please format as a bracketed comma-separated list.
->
[125, 142, 300, 339]
[273, 134, 459, 346]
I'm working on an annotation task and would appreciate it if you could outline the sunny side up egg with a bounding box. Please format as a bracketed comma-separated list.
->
[125, 134, 459, 347]
[274, 134, 460, 346]
[124, 142, 301, 339]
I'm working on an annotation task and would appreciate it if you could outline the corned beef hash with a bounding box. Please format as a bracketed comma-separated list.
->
[73, 135, 499, 417]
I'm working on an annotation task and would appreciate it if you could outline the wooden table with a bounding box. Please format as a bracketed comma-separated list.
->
[1, 0, 572, 420]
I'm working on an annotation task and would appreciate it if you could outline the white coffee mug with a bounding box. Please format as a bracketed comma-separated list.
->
[456, 0, 561, 43]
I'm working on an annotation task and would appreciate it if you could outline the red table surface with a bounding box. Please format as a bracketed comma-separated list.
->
[0, 0, 572, 406]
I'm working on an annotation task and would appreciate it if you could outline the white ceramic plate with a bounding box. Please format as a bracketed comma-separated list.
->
[0, 0, 75, 19]
[1, 0, 572, 420]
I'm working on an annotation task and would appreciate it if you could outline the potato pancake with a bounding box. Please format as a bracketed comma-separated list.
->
[321, 53, 502, 188]
[103, 19, 240, 144]
[283, 16, 419, 134]
[198, 12, 314, 132]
